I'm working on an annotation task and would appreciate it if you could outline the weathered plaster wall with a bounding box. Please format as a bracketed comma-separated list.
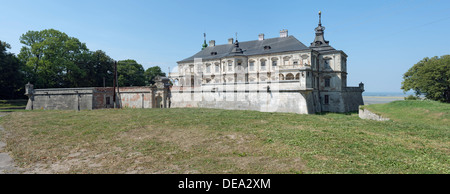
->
[170, 81, 316, 114]
[117, 87, 153, 109]
[93, 87, 114, 109]
[27, 88, 94, 110]
[342, 88, 365, 112]
[27, 87, 156, 110]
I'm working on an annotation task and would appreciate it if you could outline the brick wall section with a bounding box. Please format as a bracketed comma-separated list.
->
[92, 87, 154, 109]
[117, 87, 154, 108]
[93, 87, 114, 109]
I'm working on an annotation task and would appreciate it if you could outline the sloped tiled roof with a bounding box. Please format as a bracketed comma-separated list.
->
[178, 36, 312, 63]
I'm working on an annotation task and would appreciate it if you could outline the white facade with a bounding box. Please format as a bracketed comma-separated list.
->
[168, 15, 364, 114]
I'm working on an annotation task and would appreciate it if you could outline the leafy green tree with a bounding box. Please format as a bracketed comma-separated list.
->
[117, 59, 146, 86]
[18, 29, 89, 88]
[76, 50, 114, 87]
[0, 40, 26, 99]
[401, 55, 450, 103]
[144, 66, 166, 85]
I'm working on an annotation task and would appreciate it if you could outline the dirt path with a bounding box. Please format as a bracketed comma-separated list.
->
[0, 114, 21, 174]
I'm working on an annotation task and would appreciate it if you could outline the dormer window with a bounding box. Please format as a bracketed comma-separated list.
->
[264, 46, 271, 50]
[210, 52, 217, 55]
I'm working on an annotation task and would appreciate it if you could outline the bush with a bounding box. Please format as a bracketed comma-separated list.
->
[404, 95, 420, 101]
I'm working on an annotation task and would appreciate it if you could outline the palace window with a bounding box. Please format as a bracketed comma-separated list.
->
[272, 60, 277, 67]
[228, 61, 233, 71]
[283, 56, 291, 65]
[302, 58, 308, 66]
[249, 61, 255, 71]
[206, 63, 211, 73]
[324, 95, 329, 105]
[325, 78, 331, 87]
[215, 63, 220, 73]
[261, 60, 266, 70]
[316, 77, 319, 88]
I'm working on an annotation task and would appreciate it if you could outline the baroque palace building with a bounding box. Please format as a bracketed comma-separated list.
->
[168, 11, 364, 114]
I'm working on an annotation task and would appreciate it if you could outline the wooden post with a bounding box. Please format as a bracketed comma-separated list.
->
[113, 61, 117, 108]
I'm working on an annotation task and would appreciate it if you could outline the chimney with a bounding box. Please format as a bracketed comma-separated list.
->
[228, 38, 234, 44]
[209, 40, 215, 47]
[280, 29, 288, 38]
[258, 33, 265, 41]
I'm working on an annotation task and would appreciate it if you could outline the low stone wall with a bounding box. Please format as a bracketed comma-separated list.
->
[26, 88, 95, 110]
[26, 87, 156, 110]
[359, 106, 390, 121]
[117, 87, 153, 109]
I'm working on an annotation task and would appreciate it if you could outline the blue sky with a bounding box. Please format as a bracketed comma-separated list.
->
[1, 0, 449, 92]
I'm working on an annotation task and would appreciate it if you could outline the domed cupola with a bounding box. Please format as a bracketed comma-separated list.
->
[311, 11, 330, 48]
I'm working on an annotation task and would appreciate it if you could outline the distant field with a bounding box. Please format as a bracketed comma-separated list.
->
[363, 96, 404, 105]
[0, 100, 448, 174]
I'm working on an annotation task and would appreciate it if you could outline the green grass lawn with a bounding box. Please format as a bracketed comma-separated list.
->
[0, 99, 27, 109]
[0, 100, 448, 174]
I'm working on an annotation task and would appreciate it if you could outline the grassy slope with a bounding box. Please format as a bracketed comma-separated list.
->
[0, 101, 448, 174]
[0, 99, 27, 109]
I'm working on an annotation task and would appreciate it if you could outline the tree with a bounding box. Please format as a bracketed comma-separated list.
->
[75, 50, 114, 87]
[0, 40, 26, 99]
[18, 29, 89, 88]
[401, 55, 450, 103]
[117, 59, 146, 86]
[144, 66, 166, 86]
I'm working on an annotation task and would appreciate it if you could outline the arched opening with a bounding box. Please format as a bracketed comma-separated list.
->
[279, 74, 285, 80]
[286, 73, 295, 80]
[260, 59, 267, 71]
[295, 73, 300, 80]
[271, 57, 278, 67]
